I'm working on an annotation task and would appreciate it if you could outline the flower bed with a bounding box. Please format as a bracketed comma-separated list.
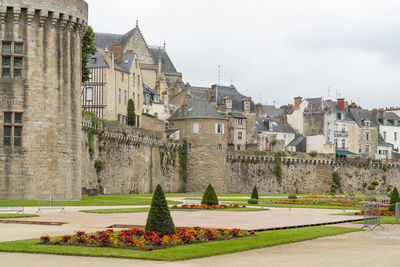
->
[172, 204, 246, 210]
[39, 227, 254, 250]
[355, 210, 395, 216]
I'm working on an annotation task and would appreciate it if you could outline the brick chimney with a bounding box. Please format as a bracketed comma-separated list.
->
[337, 98, 345, 111]
[256, 103, 263, 117]
[294, 96, 302, 110]
[112, 42, 123, 66]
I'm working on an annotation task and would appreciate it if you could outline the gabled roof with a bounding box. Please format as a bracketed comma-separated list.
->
[210, 85, 255, 113]
[148, 46, 178, 73]
[255, 117, 296, 133]
[304, 98, 332, 114]
[168, 99, 226, 120]
[325, 101, 355, 122]
[187, 86, 210, 100]
[349, 109, 378, 128]
[94, 32, 122, 50]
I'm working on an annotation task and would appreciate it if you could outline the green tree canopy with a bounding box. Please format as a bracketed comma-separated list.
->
[201, 184, 219, 205]
[145, 185, 176, 236]
[127, 99, 136, 126]
[251, 185, 259, 199]
[82, 26, 97, 83]
[389, 187, 400, 212]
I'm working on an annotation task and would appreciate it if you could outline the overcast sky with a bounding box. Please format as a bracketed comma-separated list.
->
[85, 0, 400, 109]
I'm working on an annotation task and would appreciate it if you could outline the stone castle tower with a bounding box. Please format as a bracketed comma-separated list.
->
[0, 0, 88, 200]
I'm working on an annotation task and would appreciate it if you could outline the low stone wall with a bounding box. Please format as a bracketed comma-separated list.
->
[140, 115, 165, 132]
[81, 114, 184, 194]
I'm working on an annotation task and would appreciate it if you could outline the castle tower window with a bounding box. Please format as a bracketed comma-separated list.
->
[1, 42, 23, 78]
[3, 112, 23, 147]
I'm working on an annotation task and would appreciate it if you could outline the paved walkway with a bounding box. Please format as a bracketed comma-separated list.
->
[1, 206, 361, 231]
[1, 224, 400, 267]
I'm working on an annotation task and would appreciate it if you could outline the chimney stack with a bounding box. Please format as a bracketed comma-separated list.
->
[337, 98, 346, 111]
[256, 103, 263, 117]
[294, 96, 302, 110]
[182, 102, 188, 116]
[112, 42, 123, 66]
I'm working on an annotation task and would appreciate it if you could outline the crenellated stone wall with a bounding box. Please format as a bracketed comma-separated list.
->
[81, 114, 184, 194]
[225, 152, 400, 194]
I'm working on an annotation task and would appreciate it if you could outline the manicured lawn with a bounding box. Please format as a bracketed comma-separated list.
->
[333, 212, 398, 225]
[0, 195, 182, 207]
[0, 226, 359, 261]
[80, 207, 268, 214]
[0, 214, 38, 219]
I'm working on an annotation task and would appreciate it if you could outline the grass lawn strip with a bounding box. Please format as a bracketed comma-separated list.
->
[0, 214, 38, 219]
[0, 226, 359, 261]
[80, 207, 268, 214]
[332, 212, 397, 224]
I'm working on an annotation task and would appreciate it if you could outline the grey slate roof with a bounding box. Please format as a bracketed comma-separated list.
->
[325, 101, 355, 122]
[378, 135, 393, 147]
[168, 99, 226, 120]
[95, 32, 122, 50]
[262, 105, 287, 118]
[148, 46, 178, 73]
[349, 109, 378, 128]
[287, 136, 305, 147]
[210, 85, 256, 113]
[304, 98, 332, 114]
[87, 49, 109, 69]
[229, 112, 247, 119]
[255, 117, 296, 133]
[187, 86, 209, 100]
[378, 112, 400, 126]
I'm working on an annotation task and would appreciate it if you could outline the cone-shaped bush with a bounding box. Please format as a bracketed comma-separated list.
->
[251, 185, 259, 199]
[389, 187, 400, 212]
[201, 184, 219, 205]
[145, 185, 176, 236]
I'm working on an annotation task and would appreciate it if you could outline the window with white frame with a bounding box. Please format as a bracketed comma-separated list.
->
[342, 139, 346, 149]
[365, 131, 370, 141]
[118, 89, 121, 104]
[86, 87, 93, 102]
[365, 145, 370, 153]
[334, 139, 338, 148]
[238, 131, 242, 140]
[342, 124, 346, 132]
[215, 123, 224, 134]
[193, 123, 199, 134]
[124, 90, 127, 105]
[244, 101, 250, 111]
[225, 99, 232, 109]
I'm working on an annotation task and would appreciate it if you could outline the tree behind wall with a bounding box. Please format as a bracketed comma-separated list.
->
[82, 26, 97, 83]
[127, 99, 136, 126]
[145, 185, 176, 236]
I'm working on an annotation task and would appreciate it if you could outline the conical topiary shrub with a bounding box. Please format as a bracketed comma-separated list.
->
[201, 184, 219, 205]
[389, 187, 400, 212]
[251, 185, 259, 199]
[145, 185, 176, 236]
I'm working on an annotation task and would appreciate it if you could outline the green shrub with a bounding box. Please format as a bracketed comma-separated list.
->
[371, 180, 379, 187]
[309, 151, 317, 157]
[248, 198, 258, 204]
[288, 194, 297, 199]
[386, 185, 393, 192]
[251, 185, 259, 199]
[145, 185, 176, 236]
[362, 182, 368, 189]
[201, 184, 219, 205]
[389, 187, 400, 212]
[367, 185, 376, 191]
[127, 99, 136, 126]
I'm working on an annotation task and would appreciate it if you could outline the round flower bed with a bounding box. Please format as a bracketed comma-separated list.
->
[172, 204, 246, 210]
[39, 227, 254, 250]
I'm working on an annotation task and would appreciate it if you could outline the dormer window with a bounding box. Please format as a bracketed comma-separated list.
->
[337, 113, 343, 120]
[365, 121, 370, 127]
[90, 57, 96, 63]
[225, 99, 232, 109]
[244, 101, 250, 111]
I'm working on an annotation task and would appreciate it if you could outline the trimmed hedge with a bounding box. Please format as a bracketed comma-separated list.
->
[248, 198, 258, 204]
[201, 184, 219, 205]
[251, 186, 259, 199]
[389, 187, 400, 212]
[145, 185, 176, 236]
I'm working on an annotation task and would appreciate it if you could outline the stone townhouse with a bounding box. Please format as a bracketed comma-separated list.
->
[349, 108, 379, 159]
[286, 97, 335, 154]
[326, 99, 360, 155]
[168, 99, 228, 192]
[255, 117, 296, 152]
[372, 109, 400, 152]
[210, 84, 256, 149]
[82, 46, 144, 126]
